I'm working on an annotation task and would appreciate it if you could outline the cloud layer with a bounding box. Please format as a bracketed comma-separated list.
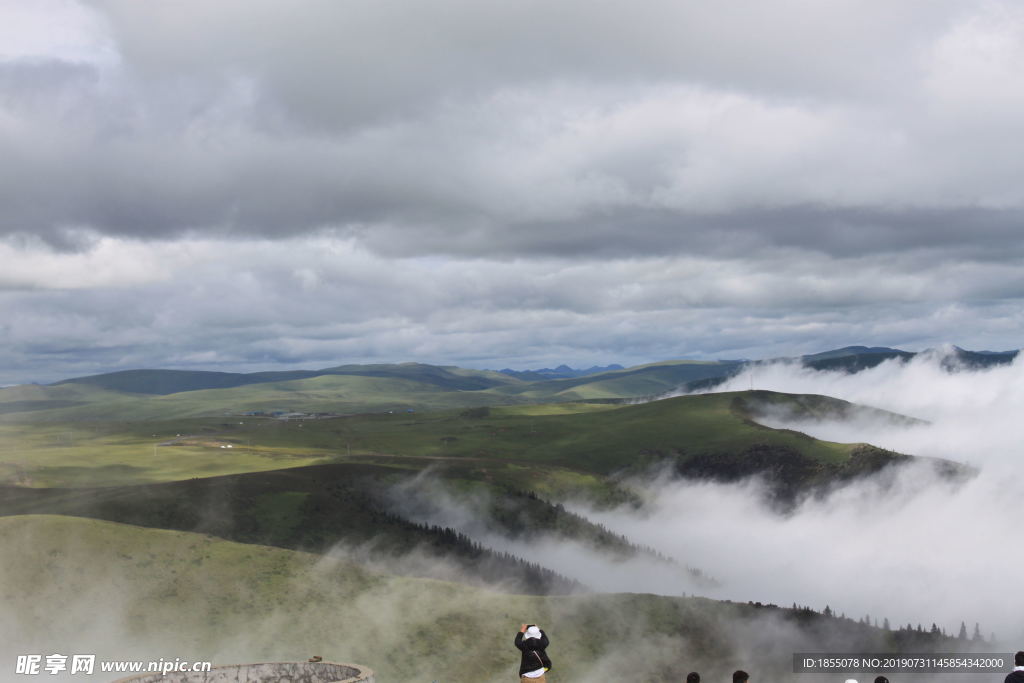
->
[2, 0, 1024, 380]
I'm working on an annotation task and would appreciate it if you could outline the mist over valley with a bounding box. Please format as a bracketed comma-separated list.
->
[0, 347, 1018, 680]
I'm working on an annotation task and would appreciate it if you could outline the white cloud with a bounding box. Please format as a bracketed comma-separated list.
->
[0, 234, 188, 290]
[0, 0, 116, 65]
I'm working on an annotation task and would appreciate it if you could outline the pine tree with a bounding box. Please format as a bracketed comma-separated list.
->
[958, 622, 968, 640]
[972, 623, 983, 641]
[823, 605, 833, 618]
[883, 617, 890, 631]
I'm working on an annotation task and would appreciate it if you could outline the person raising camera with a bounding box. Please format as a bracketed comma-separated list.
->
[514, 623, 552, 681]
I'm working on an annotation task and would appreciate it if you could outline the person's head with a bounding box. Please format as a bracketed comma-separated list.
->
[874, 676, 890, 683]
[686, 673, 700, 683]
[1016, 651, 1024, 667]
[524, 625, 543, 640]
[732, 671, 749, 683]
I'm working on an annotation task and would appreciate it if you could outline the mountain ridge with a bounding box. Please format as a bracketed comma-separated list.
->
[22, 345, 1017, 417]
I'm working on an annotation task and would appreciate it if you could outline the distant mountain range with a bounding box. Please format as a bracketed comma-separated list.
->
[496, 364, 625, 380]
[16, 345, 1013, 413]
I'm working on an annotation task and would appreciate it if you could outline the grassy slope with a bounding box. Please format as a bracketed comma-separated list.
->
[50, 363, 523, 395]
[1, 515, 936, 683]
[0, 416, 328, 487]
[0, 374, 522, 423]
[52, 368, 322, 394]
[0, 361, 743, 422]
[488, 360, 740, 400]
[0, 462, 653, 593]
[0, 382, 138, 415]
[17, 348, 1017, 421]
[314, 392, 854, 475]
[318, 362, 520, 390]
[0, 392, 901, 490]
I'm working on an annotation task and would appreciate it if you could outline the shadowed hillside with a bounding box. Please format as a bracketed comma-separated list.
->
[0, 463, 681, 594]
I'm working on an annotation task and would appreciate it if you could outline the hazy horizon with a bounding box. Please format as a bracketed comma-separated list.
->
[8, 341, 1022, 388]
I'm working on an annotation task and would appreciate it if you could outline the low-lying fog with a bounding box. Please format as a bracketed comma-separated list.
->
[594, 348, 1024, 641]
[409, 348, 1024, 644]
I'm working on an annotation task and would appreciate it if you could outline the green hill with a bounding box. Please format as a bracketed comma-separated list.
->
[0, 515, 969, 682]
[0, 381, 137, 415]
[52, 368, 322, 394]
[2, 365, 528, 423]
[310, 391, 909, 481]
[488, 360, 742, 400]
[22, 360, 748, 420]
[0, 462, 667, 594]
[318, 362, 519, 390]
[28, 346, 1021, 421]
[144, 372, 512, 419]
[12, 346, 1015, 423]
[0, 391, 948, 496]
[51, 363, 520, 396]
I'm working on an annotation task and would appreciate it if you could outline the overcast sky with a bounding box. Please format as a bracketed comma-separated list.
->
[2, 0, 1024, 384]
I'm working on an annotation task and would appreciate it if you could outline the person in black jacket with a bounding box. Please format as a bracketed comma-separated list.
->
[515, 623, 552, 681]
[1005, 650, 1024, 682]
[686, 673, 700, 682]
